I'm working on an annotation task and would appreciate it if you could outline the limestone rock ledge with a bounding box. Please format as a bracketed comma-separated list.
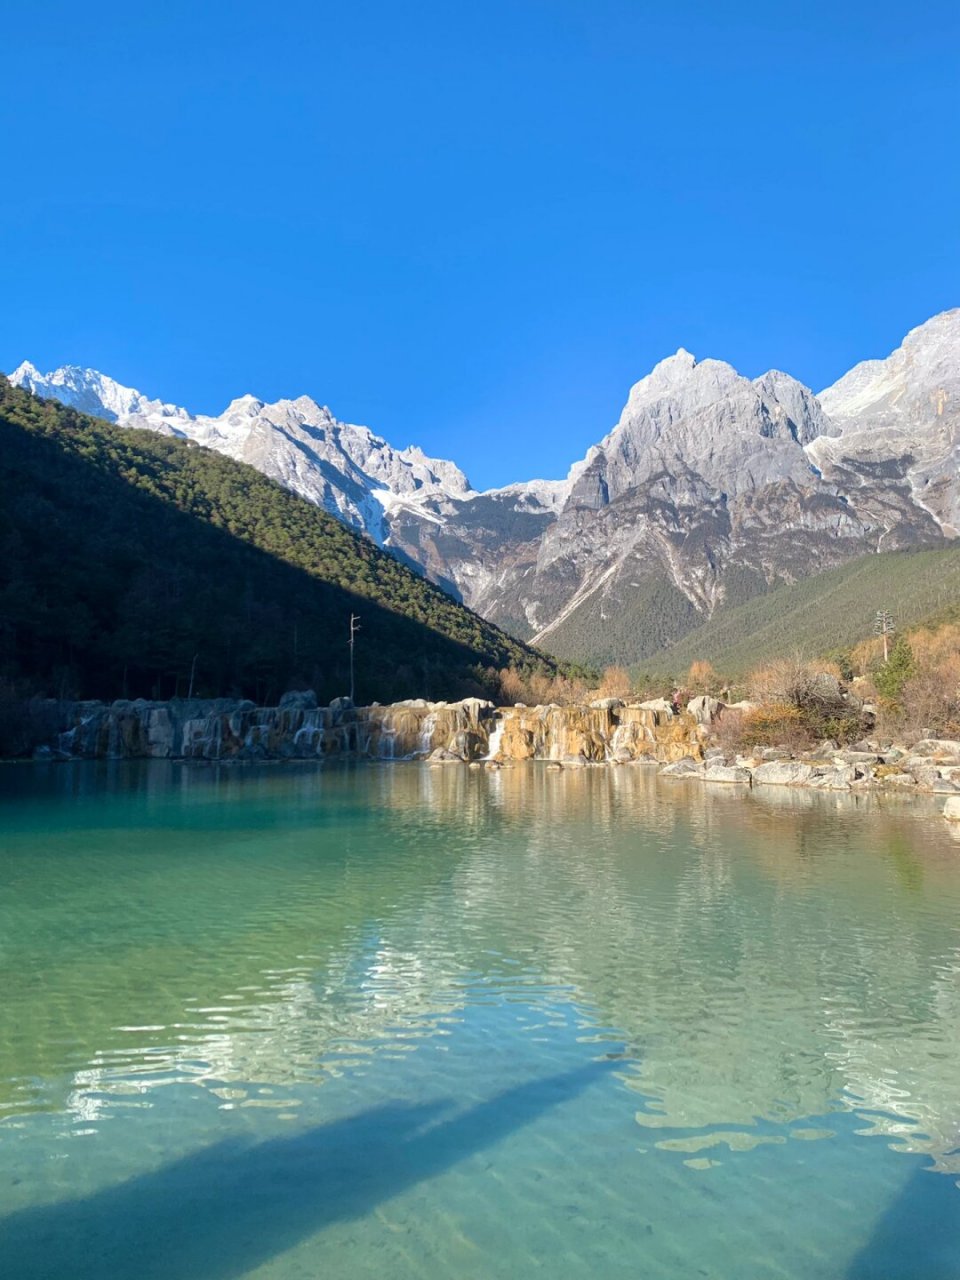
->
[37, 695, 705, 765]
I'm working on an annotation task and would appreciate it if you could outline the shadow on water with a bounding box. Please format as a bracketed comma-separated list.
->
[846, 1165, 960, 1280]
[0, 1062, 612, 1280]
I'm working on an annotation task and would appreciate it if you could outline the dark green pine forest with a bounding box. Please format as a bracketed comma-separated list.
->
[0, 377, 561, 705]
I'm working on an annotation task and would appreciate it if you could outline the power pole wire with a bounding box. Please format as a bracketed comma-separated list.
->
[348, 614, 361, 703]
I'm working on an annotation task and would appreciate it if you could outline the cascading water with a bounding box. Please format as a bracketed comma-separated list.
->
[483, 717, 506, 761]
[418, 713, 439, 756]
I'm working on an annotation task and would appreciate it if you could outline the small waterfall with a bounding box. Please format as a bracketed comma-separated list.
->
[483, 717, 506, 760]
[418, 713, 439, 756]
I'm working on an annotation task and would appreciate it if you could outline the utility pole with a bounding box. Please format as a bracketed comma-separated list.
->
[348, 614, 360, 703]
[874, 610, 895, 663]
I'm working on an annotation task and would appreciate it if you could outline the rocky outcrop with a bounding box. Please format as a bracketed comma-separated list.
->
[39, 694, 705, 765]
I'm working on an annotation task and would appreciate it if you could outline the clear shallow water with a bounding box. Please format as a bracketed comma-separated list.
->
[1, 762, 959, 1279]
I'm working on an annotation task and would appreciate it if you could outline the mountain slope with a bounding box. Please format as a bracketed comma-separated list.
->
[637, 544, 960, 678]
[0, 378, 559, 703]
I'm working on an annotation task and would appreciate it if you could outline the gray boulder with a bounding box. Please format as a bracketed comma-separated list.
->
[752, 761, 816, 787]
[659, 757, 704, 777]
[703, 764, 752, 784]
[880, 771, 916, 789]
[912, 739, 960, 758]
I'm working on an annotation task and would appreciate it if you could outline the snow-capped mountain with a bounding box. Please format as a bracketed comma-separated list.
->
[9, 307, 959, 664]
[7, 361, 475, 542]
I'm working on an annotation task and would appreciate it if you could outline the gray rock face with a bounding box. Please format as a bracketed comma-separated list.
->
[815, 309, 960, 533]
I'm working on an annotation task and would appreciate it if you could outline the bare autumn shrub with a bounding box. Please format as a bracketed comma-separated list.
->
[498, 667, 526, 704]
[900, 650, 960, 740]
[744, 657, 861, 745]
[687, 660, 716, 693]
[712, 707, 745, 753]
[850, 637, 885, 677]
[747, 658, 805, 704]
[498, 666, 592, 707]
[525, 672, 555, 705]
[546, 673, 590, 705]
[597, 665, 633, 701]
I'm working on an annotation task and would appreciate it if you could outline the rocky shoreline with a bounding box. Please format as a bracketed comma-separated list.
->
[659, 739, 960, 797]
[20, 690, 960, 813]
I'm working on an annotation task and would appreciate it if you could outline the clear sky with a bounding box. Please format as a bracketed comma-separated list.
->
[2, 1, 958, 489]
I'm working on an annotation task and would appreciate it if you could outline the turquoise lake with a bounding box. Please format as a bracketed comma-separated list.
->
[1, 761, 959, 1278]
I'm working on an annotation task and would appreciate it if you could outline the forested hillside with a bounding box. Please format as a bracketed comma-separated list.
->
[0, 379, 561, 704]
[638, 545, 960, 678]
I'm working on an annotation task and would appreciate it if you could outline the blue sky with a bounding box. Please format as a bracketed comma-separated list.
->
[2, 0, 958, 488]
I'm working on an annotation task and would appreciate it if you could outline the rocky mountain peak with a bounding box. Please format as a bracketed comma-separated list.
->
[223, 394, 265, 418]
[620, 348, 741, 421]
[565, 348, 825, 512]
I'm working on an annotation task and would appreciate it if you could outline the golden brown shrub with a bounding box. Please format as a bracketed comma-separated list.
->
[687, 660, 716, 692]
[596, 665, 633, 701]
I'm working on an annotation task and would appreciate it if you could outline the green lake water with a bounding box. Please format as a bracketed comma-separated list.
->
[1, 761, 959, 1278]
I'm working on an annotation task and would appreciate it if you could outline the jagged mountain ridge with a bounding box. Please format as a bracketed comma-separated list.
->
[8, 361, 476, 543]
[10, 308, 960, 664]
